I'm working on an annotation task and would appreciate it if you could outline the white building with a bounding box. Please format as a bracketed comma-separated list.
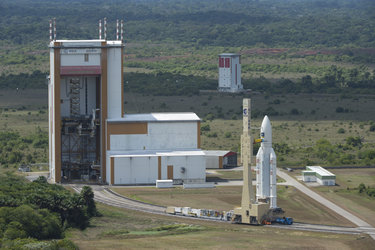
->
[107, 113, 205, 185]
[302, 166, 336, 186]
[218, 53, 243, 93]
[203, 150, 237, 169]
[48, 20, 206, 185]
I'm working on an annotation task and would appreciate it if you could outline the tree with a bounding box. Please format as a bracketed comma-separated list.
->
[346, 136, 362, 148]
[80, 186, 97, 217]
[359, 183, 366, 193]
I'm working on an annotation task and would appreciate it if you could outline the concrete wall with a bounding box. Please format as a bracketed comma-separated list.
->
[49, 48, 55, 182]
[113, 156, 158, 184]
[61, 53, 101, 67]
[303, 175, 317, 182]
[110, 122, 198, 151]
[161, 155, 205, 183]
[205, 155, 220, 169]
[230, 56, 242, 90]
[218, 55, 242, 92]
[107, 47, 122, 119]
[317, 178, 335, 186]
[109, 154, 205, 185]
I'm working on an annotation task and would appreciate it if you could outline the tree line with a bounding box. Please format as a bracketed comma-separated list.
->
[1, 68, 375, 95]
[0, 174, 97, 248]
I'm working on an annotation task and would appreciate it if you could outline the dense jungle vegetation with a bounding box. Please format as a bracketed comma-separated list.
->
[0, 0, 375, 94]
[0, 174, 97, 248]
[0, 0, 374, 47]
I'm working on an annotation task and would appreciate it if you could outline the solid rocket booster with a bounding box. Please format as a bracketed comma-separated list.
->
[256, 115, 277, 209]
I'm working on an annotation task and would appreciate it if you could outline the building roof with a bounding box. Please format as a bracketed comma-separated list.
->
[108, 112, 201, 123]
[50, 40, 123, 48]
[203, 150, 236, 157]
[219, 53, 240, 57]
[302, 171, 316, 176]
[109, 149, 205, 157]
[306, 166, 335, 177]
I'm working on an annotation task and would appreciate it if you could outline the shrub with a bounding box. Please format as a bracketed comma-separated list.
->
[200, 124, 210, 132]
[205, 113, 215, 121]
[358, 183, 366, 193]
[336, 107, 349, 113]
[290, 108, 300, 115]
[346, 136, 362, 147]
[207, 132, 217, 138]
[337, 128, 345, 134]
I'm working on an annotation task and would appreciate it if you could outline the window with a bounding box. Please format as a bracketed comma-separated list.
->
[84, 54, 89, 62]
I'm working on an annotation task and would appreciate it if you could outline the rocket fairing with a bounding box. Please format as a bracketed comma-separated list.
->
[255, 115, 277, 209]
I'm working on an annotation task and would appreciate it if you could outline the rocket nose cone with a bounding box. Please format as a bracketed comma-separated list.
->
[261, 115, 272, 143]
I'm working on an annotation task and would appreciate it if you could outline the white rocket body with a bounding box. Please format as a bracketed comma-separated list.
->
[256, 115, 277, 209]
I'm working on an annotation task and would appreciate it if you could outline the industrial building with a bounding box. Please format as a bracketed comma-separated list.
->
[302, 166, 336, 186]
[218, 53, 243, 93]
[48, 19, 206, 185]
[203, 150, 237, 169]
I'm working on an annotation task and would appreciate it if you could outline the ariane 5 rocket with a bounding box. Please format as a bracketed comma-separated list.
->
[255, 115, 277, 209]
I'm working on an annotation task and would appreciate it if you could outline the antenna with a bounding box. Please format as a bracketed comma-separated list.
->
[116, 19, 119, 40]
[104, 17, 107, 40]
[121, 20, 124, 42]
[99, 19, 102, 39]
[53, 18, 56, 40]
[49, 19, 53, 42]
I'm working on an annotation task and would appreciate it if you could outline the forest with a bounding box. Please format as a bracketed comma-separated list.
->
[0, 0, 374, 48]
[0, 174, 97, 248]
[0, 0, 374, 94]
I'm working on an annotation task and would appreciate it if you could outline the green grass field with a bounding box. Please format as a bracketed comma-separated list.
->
[1, 89, 374, 167]
[66, 202, 373, 250]
[111, 185, 353, 227]
[1, 88, 375, 247]
[312, 168, 375, 227]
[288, 168, 375, 227]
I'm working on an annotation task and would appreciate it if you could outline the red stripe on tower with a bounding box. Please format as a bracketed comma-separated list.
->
[219, 57, 224, 67]
[225, 58, 230, 68]
[235, 64, 237, 84]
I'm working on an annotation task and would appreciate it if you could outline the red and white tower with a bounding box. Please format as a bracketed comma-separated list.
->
[218, 53, 243, 92]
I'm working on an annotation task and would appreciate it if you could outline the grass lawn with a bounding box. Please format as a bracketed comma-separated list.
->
[206, 170, 245, 181]
[66, 202, 374, 250]
[311, 168, 375, 227]
[111, 185, 354, 227]
[0, 89, 48, 135]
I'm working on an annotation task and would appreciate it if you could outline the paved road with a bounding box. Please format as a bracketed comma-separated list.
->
[72, 186, 165, 215]
[24, 171, 49, 182]
[277, 170, 375, 240]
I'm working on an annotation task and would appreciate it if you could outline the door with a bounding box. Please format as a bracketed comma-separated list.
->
[167, 165, 173, 180]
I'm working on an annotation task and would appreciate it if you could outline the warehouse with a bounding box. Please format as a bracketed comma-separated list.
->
[302, 166, 336, 186]
[106, 113, 205, 185]
[203, 150, 237, 169]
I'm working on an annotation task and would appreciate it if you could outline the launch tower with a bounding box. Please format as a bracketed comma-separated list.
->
[48, 19, 124, 183]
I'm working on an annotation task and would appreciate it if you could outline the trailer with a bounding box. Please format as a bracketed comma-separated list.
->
[166, 206, 234, 221]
